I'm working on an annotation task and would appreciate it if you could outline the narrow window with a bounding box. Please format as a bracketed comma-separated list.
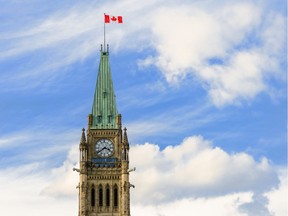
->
[103, 91, 107, 98]
[98, 115, 102, 123]
[99, 185, 103, 207]
[106, 186, 110, 207]
[91, 187, 95, 207]
[108, 115, 112, 123]
[113, 186, 118, 207]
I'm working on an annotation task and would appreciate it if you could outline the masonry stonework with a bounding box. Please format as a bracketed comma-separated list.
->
[76, 47, 132, 216]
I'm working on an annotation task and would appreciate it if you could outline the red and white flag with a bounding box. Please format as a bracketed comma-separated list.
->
[104, 14, 123, 23]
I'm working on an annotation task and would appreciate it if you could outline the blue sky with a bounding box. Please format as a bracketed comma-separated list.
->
[0, 0, 287, 215]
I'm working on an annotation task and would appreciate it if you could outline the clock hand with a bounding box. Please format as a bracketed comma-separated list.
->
[97, 147, 107, 153]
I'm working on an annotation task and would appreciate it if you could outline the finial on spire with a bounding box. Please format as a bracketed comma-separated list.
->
[81, 128, 86, 143]
[123, 127, 129, 145]
[107, 44, 109, 53]
[100, 44, 103, 52]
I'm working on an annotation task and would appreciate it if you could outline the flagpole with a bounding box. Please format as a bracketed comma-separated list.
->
[104, 13, 106, 52]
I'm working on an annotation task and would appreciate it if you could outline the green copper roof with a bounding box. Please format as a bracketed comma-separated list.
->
[91, 50, 118, 129]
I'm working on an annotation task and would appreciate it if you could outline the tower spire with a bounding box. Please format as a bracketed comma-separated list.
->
[91, 47, 118, 129]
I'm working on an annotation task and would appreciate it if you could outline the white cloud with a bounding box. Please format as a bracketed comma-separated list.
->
[0, 163, 77, 216]
[200, 50, 273, 106]
[125, 102, 215, 142]
[265, 169, 288, 216]
[149, 2, 261, 80]
[0, 128, 80, 168]
[261, 11, 287, 57]
[132, 193, 253, 216]
[141, 1, 286, 106]
[130, 136, 278, 204]
[41, 144, 79, 198]
[0, 133, 32, 147]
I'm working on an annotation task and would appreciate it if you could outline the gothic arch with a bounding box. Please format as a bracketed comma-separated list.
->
[91, 184, 95, 207]
[98, 184, 103, 207]
[105, 184, 110, 207]
[113, 184, 118, 207]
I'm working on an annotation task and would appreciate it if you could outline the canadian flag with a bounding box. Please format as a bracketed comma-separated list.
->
[104, 14, 123, 23]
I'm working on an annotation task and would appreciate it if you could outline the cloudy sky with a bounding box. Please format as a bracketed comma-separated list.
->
[0, 0, 286, 215]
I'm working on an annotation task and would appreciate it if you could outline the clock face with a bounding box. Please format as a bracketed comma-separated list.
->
[95, 139, 114, 157]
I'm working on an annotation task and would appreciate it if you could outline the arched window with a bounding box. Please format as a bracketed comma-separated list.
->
[106, 185, 110, 207]
[99, 185, 103, 207]
[91, 186, 95, 207]
[113, 185, 118, 207]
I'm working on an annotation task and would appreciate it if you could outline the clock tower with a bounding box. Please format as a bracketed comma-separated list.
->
[76, 45, 133, 216]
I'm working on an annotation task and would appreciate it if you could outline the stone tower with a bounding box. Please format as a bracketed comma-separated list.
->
[76, 45, 133, 216]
